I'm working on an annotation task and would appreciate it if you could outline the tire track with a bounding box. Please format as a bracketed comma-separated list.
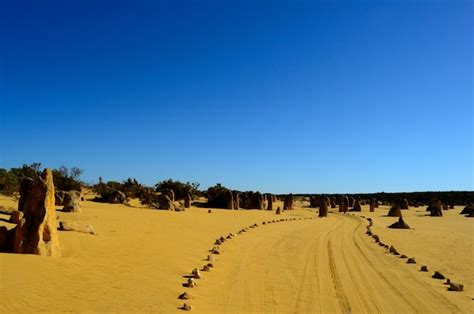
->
[336, 219, 382, 313]
[327, 223, 352, 314]
[342, 215, 419, 312]
[347, 214, 462, 313]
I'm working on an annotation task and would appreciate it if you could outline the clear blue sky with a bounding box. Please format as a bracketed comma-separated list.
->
[0, 0, 472, 193]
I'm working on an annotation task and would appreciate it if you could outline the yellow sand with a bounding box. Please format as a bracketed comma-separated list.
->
[0, 196, 472, 313]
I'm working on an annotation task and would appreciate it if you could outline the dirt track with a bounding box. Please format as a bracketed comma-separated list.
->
[192, 214, 461, 313]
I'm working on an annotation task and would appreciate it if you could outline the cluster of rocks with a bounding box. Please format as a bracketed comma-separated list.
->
[56, 190, 82, 213]
[206, 189, 287, 211]
[426, 200, 443, 217]
[1, 169, 61, 256]
[97, 190, 127, 204]
[350, 198, 362, 212]
[239, 191, 264, 210]
[369, 198, 379, 212]
[339, 196, 349, 213]
[283, 194, 293, 210]
[0, 169, 98, 255]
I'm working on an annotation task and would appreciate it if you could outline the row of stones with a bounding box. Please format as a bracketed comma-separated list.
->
[177, 214, 316, 311]
[364, 216, 464, 292]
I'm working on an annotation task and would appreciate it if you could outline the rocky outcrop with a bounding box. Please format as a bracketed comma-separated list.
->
[226, 190, 234, 210]
[330, 197, 336, 208]
[351, 198, 361, 212]
[62, 190, 82, 213]
[309, 196, 318, 208]
[13, 169, 61, 257]
[267, 194, 273, 211]
[239, 191, 264, 210]
[400, 198, 409, 209]
[339, 195, 349, 213]
[387, 204, 402, 217]
[369, 198, 378, 212]
[207, 186, 234, 209]
[283, 194, 293, 210]
[427, 200, 443, 217]
[232, 191, 239, 210]
[348, 197, 355, 208]
[460, 204, 473, 216]
[319, 195, 328, 217]
[101, 190, 127, 204]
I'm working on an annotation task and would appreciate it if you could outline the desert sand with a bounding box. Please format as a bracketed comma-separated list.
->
[0, 195, 472, 313]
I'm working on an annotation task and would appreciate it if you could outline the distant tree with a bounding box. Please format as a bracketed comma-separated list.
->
[0, 168, 19, 195]
[52, 165, 83, 191]
[154, 179, 200, 200]
[122, 178, 144, 198]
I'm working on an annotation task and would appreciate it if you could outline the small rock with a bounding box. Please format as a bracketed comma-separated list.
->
[407, 258, 416, 264]
[206, 262, 214, 268]
[373, 235, 380, 243]
[389, 246, 398, 255]
[448, 283, 464, 292]
[187, 278, 197, 288]
[220, 236, 225, 242]
[208, 209, 212, 213]
[445, 278, 451, 285]
[202, 265, 210, 272]
[432, 271, 446, 279]
[214, 239, 222, 245]
[420, 266, 429, 272]
[400, 254, 408, 258]
[179, 292, 190, 300]
[191, 268, 201, 279]
[182, 303, 193, 311]
[211, 246, 221, 254]
[207, 255, 215, 262]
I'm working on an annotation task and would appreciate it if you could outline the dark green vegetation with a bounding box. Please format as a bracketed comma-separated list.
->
[1, 163, 472, 208]
[154, 179, 200, 200]
[0, 163, 82, 195]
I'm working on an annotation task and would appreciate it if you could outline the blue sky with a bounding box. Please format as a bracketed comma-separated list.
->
[0, 0, 472, 193]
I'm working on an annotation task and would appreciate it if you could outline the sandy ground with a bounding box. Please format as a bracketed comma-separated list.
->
[0, 196, 472, 313]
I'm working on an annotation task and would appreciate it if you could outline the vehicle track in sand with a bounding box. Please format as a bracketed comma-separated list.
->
[191, 214, 462, 313]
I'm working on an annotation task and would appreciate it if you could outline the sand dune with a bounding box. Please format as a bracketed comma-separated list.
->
[0, 197, 472, 313]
